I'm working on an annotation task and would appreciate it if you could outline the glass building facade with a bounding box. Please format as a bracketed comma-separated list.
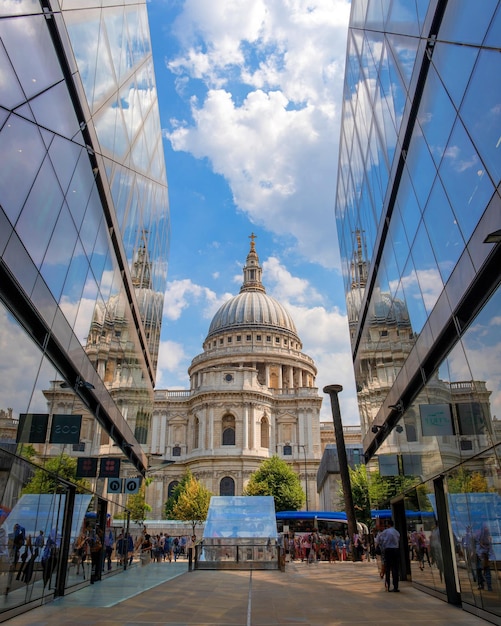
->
[0, 0, 169, 614]
[335, 0, 501, 620]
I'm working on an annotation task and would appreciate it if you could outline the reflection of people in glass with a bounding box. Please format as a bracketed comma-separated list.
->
[476, 523, 493, 591]
[41, 530, 58, 588]
[0, 523, 9, 562]
[462, 526, 477, 583]
[429, 524, 443, 583]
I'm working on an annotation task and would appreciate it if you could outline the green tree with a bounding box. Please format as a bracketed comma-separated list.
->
[171, 474, 212, 533]
[243, 455, 304, 512]
[21, 454, 91, 494]
[339, 465, 420, 528]
[126, 478, 152, 524]
[447, 467, 490, 494]
[164, 470, 194, 518]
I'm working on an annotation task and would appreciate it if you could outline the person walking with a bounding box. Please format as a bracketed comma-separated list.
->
[378, 520, 401, 592]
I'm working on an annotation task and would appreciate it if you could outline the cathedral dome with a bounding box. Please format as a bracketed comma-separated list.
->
[205, 235, 299, 341]
[207, 290, 298, 337]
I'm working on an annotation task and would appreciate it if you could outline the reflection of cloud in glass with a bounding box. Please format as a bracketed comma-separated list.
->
[0, 308, 55, 415]
[400, 266, 442, 311]
[442, 145, 480, 173]
[449, 320, 501, 422]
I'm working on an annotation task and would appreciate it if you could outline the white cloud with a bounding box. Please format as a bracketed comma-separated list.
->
[158, 341, 188, 372]
[164, 0, 351, 268]
[162, 278, 231, 321]
[263, 256, 323, 304]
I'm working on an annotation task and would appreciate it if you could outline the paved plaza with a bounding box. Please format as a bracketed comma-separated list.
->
[2, 558, 495, 626]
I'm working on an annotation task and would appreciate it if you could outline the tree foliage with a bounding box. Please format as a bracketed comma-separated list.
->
[243, 455, 304, 512]
[447, 467, 490, 494]
[126, 479, 152, 524]
[164, 470, 195, 519]
[21, 453, 91, 494]
[340, 465, 421, 528]
[171, 473, 212, 533]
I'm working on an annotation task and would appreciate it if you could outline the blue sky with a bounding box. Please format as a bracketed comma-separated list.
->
[147, 0, 359, 424]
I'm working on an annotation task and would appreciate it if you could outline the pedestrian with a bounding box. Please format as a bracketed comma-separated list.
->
[378, 520, 401, 592]
[104, 529, 114, 571]
[139, 533, 152, 566]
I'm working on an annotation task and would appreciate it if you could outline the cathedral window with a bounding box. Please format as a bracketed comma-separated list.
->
[194, 417, 200, 449]
[227, 337, 232, 343]
[283, 445, 292, 455]
[275, 337, 280, 343]
[220, 476, 235, 496]
[173, 445, 181, 456]
[168, 481, 179, 498]
[246, 335, 251, 341]
[256, 335, 261, 341]
[222, 415, 236, 445]
[134, 410, 150, 444]
[266, 335, 271, 342]
[236, 335, 241, 342]
[260, 416, 269, 448]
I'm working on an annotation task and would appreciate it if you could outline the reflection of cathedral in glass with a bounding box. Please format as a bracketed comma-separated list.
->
[335, 1, 501, 619]
[347, 230, 415, 435]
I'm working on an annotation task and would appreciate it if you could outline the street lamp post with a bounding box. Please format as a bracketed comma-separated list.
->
[323, 384, 358, 558]
[298, 444, 308, 511]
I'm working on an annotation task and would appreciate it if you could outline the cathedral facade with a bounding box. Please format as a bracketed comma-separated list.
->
[147, 237, 323, 517]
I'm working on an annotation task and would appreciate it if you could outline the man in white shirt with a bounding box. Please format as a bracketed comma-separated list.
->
[378, 520, 401, 592]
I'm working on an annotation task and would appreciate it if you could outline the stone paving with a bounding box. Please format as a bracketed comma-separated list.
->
[2, 559, 494, 626]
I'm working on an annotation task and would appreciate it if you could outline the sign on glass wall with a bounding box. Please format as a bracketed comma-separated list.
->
[76, 457, 98, 478]
[17, 413, 49, 443]
[419, 404, 454, 436]
[378, 454, 400, 476]
[49, 414, 82, 444]
[99, 457, 121, 478]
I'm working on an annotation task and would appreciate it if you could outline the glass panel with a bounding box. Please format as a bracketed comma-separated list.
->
[431, 42, 478, 112]
[48, 135, 81, 200]
[461, 48, 501, 185]
[440, 0, 498, 45]
[15, 157, 64, 268]
[40, 204, 78, 301]
[459, 282, 501, 443]
[0, 14, 64, 100]
[404, 127, 437, 211]
[404, 485, 446, 594]
[439, 119, 494, 245]
[386, 0, 421, 36]
[446, 453, 501, 615]
[392, 166, 421, 252]
[422, 178, 464, 285]
[400, 252, 427, 335]
[29, 82, 81, 140]
[417, 66, 457, 168]
[0, 115, 47, 225]
[410, 221, 443, 318]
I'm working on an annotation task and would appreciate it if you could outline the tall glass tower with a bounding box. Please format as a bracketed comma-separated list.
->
[335, 0, 501, 618]
[0, 0, 169, 608]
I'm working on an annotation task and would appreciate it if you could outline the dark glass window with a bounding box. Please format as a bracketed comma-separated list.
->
[222, 428, 235, 445]
[220, 476, 235, 496]
[168, 481, 179, 498]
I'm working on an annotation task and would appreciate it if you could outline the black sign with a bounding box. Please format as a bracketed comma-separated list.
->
[76, 457, 98, 478]
[99, 458, 121, 478]
[17, 413, 49, 443]
[49, 414, 82, 444]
